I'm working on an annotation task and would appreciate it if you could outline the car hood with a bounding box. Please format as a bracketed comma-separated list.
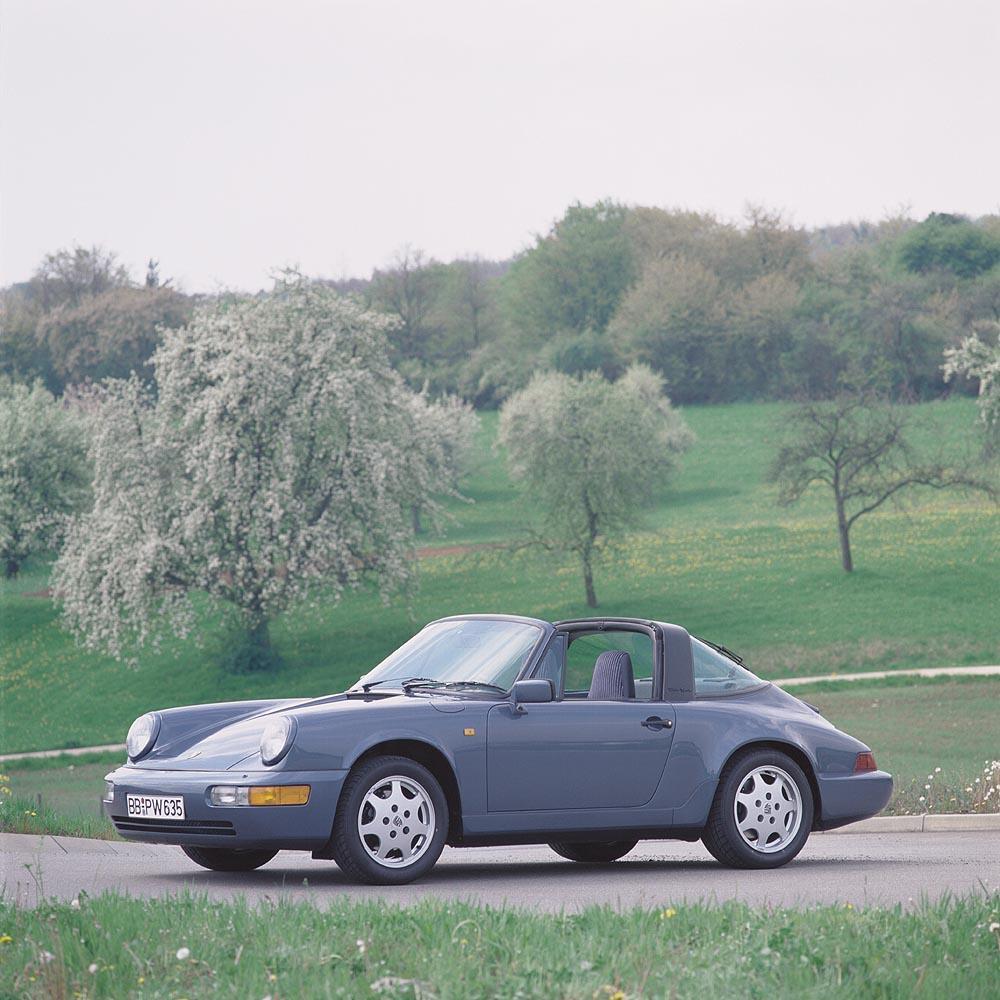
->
[130, 693, 349, 771]
[130, 690, 474, 771]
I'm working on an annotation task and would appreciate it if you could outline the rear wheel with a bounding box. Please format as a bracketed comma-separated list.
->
[702, 748, 813, 869]
[180, 845, 277, 872]
[549, 840, 638, 863]
[331, 755, 448, 885]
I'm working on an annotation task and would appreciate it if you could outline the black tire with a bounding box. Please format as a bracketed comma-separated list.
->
[331, 755, 448, 885]
[180, 845, 278, 872]
[701, 748, 814, 869]
[549, 840, 638, 863]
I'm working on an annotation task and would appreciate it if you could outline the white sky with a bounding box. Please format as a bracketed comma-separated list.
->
[2, 0, 998, 292]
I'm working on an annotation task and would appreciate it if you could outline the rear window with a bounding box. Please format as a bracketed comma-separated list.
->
[692, 638, 765, 696]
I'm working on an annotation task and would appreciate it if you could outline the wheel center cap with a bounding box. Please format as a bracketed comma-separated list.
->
[764, 804, 772, 814]
[393, 816, 403, 827]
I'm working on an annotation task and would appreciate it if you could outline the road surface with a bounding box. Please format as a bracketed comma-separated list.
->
[3, 831, 996, 911]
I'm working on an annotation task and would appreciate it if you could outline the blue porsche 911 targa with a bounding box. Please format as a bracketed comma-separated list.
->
[104, 615, 892, 884]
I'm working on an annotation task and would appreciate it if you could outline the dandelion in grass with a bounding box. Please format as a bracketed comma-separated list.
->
[88, 963, 98, 974]
[176, 946, 190, 961]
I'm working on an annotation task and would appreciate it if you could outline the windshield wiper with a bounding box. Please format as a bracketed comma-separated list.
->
[438, 680, 508, 694]
[695, 636, 744, 665]
[360, 677, 508, 695]
[360, 676, 435, 693]
[402, 679, 509, 695]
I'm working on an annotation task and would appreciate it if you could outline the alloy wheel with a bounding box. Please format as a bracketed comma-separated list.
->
[357, 774, 435, 868]
[733, 764, 803, 853]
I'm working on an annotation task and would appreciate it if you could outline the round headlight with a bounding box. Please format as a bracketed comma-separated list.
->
[260, 716, 296, 766]
[125, 712, 160, 761]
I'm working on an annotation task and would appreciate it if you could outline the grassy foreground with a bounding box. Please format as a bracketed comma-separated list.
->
[1, 893, 999, 999]
[1, 399, 997, 754]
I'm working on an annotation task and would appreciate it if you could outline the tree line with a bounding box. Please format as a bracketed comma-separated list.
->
[4, 206, 1000, 406]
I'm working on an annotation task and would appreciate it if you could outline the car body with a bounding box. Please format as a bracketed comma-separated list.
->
[103, 614, 892, 883]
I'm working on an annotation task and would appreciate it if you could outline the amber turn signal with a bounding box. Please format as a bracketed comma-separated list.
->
[854, 752, 877, 773]
[248, 785, 311, 806]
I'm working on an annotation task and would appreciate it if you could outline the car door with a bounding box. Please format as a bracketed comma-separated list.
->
[486, 627, 676, 812]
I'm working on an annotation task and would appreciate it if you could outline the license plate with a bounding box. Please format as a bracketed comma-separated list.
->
[125, 794, 186, 820]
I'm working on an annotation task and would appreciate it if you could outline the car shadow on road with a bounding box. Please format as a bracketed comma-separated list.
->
[144, 854, 901, 893]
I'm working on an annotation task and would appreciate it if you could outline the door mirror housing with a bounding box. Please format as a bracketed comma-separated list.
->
[511, 678, 554, 712]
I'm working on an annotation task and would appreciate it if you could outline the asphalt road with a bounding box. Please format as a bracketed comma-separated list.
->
[3, 831, 997, 911]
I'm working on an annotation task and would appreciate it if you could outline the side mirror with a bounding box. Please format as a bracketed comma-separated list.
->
[511, 678, 554, 712]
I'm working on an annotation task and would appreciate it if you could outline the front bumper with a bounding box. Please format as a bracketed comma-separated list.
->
[104, 765, 348, 850]
[815, 769, 894, 831]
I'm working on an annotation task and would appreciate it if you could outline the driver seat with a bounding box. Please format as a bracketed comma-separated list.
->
[588, 650, 636, 700]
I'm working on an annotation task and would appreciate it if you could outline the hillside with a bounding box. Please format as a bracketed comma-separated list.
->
[1, 398, 996, 754]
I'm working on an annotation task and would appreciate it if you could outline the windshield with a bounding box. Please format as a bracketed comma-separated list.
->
[354, 619, 543, 692]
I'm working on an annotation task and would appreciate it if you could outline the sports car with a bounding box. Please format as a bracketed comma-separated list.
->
[103, 614, 892, 884]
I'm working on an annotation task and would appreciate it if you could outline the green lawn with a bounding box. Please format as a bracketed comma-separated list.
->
[2, 893, 999, 998]
[1, 399, 997, 754]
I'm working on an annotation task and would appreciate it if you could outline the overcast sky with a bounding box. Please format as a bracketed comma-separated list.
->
[2, 0, 998, 292]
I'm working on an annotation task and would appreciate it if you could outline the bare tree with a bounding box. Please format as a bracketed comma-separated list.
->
[453, 256, 493, 349]
[369, 246, 439, 360]
[769, 393, 996, 572]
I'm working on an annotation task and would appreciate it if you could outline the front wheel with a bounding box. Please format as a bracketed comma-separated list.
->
[331, 755, 448, 885]
[701, 749, 813, 869]
[180, 845, 277, 872]
[549, 840, 638, 863]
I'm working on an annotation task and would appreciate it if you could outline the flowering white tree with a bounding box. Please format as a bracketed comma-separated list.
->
[54, 275, 456, 671]
[404, 391, 479, 533]
[499, 364, 693, 607]
[944, 323, 1000, 452]
[0, 380, 89, 577]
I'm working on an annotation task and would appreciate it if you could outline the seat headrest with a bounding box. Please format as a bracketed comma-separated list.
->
[588, 650, 635, 700]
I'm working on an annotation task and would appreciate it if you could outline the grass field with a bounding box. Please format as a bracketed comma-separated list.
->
[2, 892, 999, 998]
[1, 398, 997, 754]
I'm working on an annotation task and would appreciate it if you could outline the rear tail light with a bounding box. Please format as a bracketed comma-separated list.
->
[854, 752, 877, 773]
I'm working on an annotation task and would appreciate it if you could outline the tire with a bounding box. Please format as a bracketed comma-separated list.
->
[701, 748, 814, 869]
[549, 840, 638, 864]
[331, 755, 448, 885]
[180, 845, 278, 872]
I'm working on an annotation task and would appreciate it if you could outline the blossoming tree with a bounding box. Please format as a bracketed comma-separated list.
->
[0, 380, 89, 577]
[54, 275, 458, 671]
[499, 364, 693, 607]
[944, 323, 1000, 453]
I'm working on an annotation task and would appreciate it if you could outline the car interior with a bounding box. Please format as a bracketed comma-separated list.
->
[533, 629, 656, 701]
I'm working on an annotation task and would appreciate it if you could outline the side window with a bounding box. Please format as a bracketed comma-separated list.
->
[692, 638, 765, 696]
[564, 630, 654, 699]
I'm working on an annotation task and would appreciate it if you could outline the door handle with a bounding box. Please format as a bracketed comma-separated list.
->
[641, 716, 672, 731]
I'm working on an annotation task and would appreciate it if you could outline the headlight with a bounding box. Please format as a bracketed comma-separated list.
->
[125, 712, 161, 761]
[259, 716, 296, 766]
